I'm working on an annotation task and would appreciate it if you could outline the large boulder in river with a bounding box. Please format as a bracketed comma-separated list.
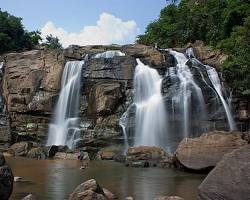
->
[10, 141, 33, 156]
[174, 131, 247, 171]
[0, 152, 14, 200]
[126, 146, 170, 167]
[69, 179, 116, 200]
[27, 147, 47, 159]
[198, 145, 250, 200]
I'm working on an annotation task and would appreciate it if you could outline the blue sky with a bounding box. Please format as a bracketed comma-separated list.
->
[1, 0, 169, 46]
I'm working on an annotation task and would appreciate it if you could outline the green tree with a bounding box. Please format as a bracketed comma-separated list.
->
[0, 9, 41, 54]
[43, 34, 62, 49]
[138, 0, 250, 94]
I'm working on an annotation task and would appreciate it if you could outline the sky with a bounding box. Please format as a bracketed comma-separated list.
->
[0, 0, 169, 47]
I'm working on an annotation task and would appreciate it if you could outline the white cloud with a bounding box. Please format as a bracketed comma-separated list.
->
[41, 12, 140, 47]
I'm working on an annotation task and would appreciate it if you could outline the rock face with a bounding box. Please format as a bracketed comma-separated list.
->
[0, 152, 14, 200]
[126, 146, 170, 167]
[174, 131, 247, 171]
[198, 145, 250, 200]
[69, 179, 116, 200]
[2, 49, 64, 144]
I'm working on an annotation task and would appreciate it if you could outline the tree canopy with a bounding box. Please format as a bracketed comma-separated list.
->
[138, 0, 250, 95]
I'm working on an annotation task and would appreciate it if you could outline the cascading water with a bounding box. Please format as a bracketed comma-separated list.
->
[133, 59, 167, 148]
[47, 61, 84, 148]
[94, 50, 125, 58]
[206, 66, 236, 130]
[186, 47, 236, 131]
[168, 50, 207, 138]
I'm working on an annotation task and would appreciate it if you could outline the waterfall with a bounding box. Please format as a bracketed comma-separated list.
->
[94, 50, 125, 58]
[168, 50, 207, 138]
[47, 61, 84, 148]
[134, 59, 167, 147]
[206, 66, 236, 130]
[186, 47, 236, 131]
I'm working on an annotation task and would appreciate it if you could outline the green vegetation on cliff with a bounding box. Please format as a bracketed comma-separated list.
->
[138, 0, 250, 94]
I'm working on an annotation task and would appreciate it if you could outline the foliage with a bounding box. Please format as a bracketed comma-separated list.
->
[137, 0, 250, 94]
[0, 9, 41, 54]
[42, 34, 62, 49]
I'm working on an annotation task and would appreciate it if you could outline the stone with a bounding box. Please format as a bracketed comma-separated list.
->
[124, 197, 134, 200]
[0, 152, 14, 200]
[54, 152, 78, 160]
[103, 188, 118, 200]
[27, 147, 47, 159]
[22, 194, 37, 200]
[126, 146, 169, 167]
[121, 44, 165, 67]
[10, 141, 33, 156]
[154, 196, 184, 200]
[47, 145, 59, 158]
[174, 131, 247, 171]
[97, 151, 115, 160]
[198, 145, 250, 200]
[69, 179, 107, 200]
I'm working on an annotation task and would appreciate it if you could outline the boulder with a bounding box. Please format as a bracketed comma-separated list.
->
[174, 131, 247, 171]
[27, 147, 47, 159]
[0, 152, 14, 200]
[126, 146, 169, 167]
[69, 179, 115, 200]
[10, 141, 33, 156]
[154, 196, 184, 200]
[47, 145, 59, 158]
[22, 194, 37, 200]
[97, 151, 115, 160]
[121, 44, 165, 67]
[103, 188, 118, 200]
[198, 145, 250, 200]
[54, 152, 79, 160]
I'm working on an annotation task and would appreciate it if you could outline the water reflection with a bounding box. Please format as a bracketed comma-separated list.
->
[6, 157, 205, 200]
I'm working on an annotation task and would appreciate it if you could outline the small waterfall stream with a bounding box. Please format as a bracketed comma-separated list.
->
[133, 59, 167, 148]
[47, 61, 84, 148]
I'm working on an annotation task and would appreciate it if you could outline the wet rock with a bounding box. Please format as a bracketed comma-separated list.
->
[69, 179, 113, 200]
[103, 188, 118, 200]
[22, 194, 37, 200]
[27, 147, 47, 159]
[97, 151, 115, 160]
[54, 152, 79, 160]
[154, 196, 184, 200]
[0, 152, 14, 200]
[198, 145, 250, 200]
[10, 141, 33, 156]
[174, 131, 247, 171]
[124, 197, 134, 200]
[126, 146, 169, 167]
[113, 154, 126, 163]
[47, 145, 59, 158]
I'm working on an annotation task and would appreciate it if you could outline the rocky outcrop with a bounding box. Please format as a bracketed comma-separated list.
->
[174, 131, 247, 171]
[192, 40, 228, 68]
[126, 146, 171, 167]
[2, 49, 64, 144]
[10, 141, 33, 156]
[198, 145, 250, 200]
[0, 152, 14, 200]
[69, 179, 116, 200]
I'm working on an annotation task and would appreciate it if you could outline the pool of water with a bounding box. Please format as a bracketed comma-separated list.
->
[6, 157, 205, 200]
